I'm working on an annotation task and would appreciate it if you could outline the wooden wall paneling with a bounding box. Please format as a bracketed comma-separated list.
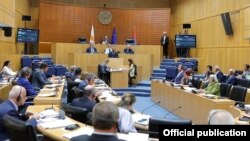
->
[39, 2, 171, 54]
[170, 0, 250, 73]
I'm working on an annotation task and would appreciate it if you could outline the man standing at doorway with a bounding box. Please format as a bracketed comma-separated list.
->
[160, 31, 169, 58]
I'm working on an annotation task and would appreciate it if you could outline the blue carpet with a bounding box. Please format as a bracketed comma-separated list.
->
[134, 96, 180, 120]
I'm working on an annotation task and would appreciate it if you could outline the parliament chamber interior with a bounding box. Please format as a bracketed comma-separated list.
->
[0, 0, 250, 141]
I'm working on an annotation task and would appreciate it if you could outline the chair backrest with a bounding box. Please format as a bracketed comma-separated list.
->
[55, 66, 66, 76]
[149, 117, 192, 138]
[191, 79, 202, 89]
[134, 64, 137, 76]
[67, 81, 80, 103]
[237, 79, 250, 88]
[2, 114, 39, 141]
[183, 62, 194, 69]
[220, 83, 232, 98]
[62, 103, 89, 123]
[229, 86, 247, 102]
[165, 66, 177, 79]
[189, 59, 198, 71]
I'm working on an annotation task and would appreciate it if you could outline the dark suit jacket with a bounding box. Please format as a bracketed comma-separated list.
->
[86, 47, 97, 53]
[216, 71, 225, 82]
[173, 71, 184, 84]
[70, 133, 125, 141]
[0, 100, 37, 140]
[225, 75, 237, 85]
[17, 77, 37, 96]
[160, 35, 169, 46]
[78, 80, 88, 90]
[71, 96, 96, 112]
[108, 51, 118, 58]
[123, 48, 134, 54]
[32, 69, 52, 89]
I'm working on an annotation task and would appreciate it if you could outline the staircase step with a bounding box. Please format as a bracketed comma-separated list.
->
[150, 76, 165, 80]
[114, 88, 151, 93]
[151, 73, 166, 77]
[153, 69, 166, 74]
[116, 92, 151, 97]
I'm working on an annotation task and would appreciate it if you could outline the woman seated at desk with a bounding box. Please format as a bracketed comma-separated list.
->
[200, 74, 220, 96]
[181, 70, 193, 87]
[117, 93, 137, 133]
[1, 60, 17, 77]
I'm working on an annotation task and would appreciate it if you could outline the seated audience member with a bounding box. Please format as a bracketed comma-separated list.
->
[117, 93, 137, 133]
[208, 109, 235, 125]
[123, 45, 134, 54]
[0, 85, 38, 140]
[71, 101, 124, 141]
[72, 67, 82, 81]
[102, 35, 109, 45]
[65, 65, 77, 79]
[225, 69, 237, 85]
[214, 65, 225, 82]
[98, 59, 110, 85]
[1, 60, 17, 77]
[181, 70, 193, 87]
[108, 47, 119, 58]
[78, 73, 96, 90]
[128, 59, 136, 86]
[204, 65, 214, 80]
[16, 67, 37, 97]
[71, 85, 98, 112]
[86, 43, 97, 53]
[242, 64, 250, 79]
[201, 65, 214, 88]
[201, 75, 220, 96]
[104, 44, 113, 54]
[172, 64, 185, 84]
[32, 63, 52, 89]
[75, 72, 88, 83]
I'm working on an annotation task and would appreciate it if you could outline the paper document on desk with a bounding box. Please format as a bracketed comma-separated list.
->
[132, 113, 150, 126]
[40, 88, 56, 93]
[39, 119, 74, 129]
[118, 132, 149, 141]
[63, 127, 94, 139]
[39, 109, 58, 117]
[38, 92, 56, 97]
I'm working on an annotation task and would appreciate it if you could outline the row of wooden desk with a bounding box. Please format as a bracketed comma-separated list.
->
[151, 80, 250, 125]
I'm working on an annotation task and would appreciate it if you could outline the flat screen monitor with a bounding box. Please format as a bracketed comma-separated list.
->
[175, 35, 196, 48]
[126, 39, 135, 45]
[16, 28, 39, 43]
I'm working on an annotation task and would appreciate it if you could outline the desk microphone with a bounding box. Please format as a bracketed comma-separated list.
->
[141, 101, 161, 114]
[164, 106, 182, 118]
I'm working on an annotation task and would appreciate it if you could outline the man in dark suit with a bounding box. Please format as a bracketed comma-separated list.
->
[123, 45, 134, 54]
[16, 67, 37, 97]
[172, 64, 185, 84]
[32, 63, 52, 89]
[71, 85, 98, 112]
[108, 48, 119, 58]
[71, 101, 124, 141]
[86, 43, 97, 53]
[0, 85, 38, 140]
[225, 69, 237, 85]
[98, 59, 110, 85]
[214, 66, 225, 83]
[78, 73, 96, 91]
[160, 31, 169, 58]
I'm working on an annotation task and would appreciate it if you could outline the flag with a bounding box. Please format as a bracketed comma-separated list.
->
[111, 25, 117, 44]
[133, 26, 137, 45]
[89, 24, 95, 43]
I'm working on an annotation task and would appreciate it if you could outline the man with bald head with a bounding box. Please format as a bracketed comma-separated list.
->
[71, 102, 125, 141]
[0, 85, 38, 140]
[208, 109, 235, 125]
